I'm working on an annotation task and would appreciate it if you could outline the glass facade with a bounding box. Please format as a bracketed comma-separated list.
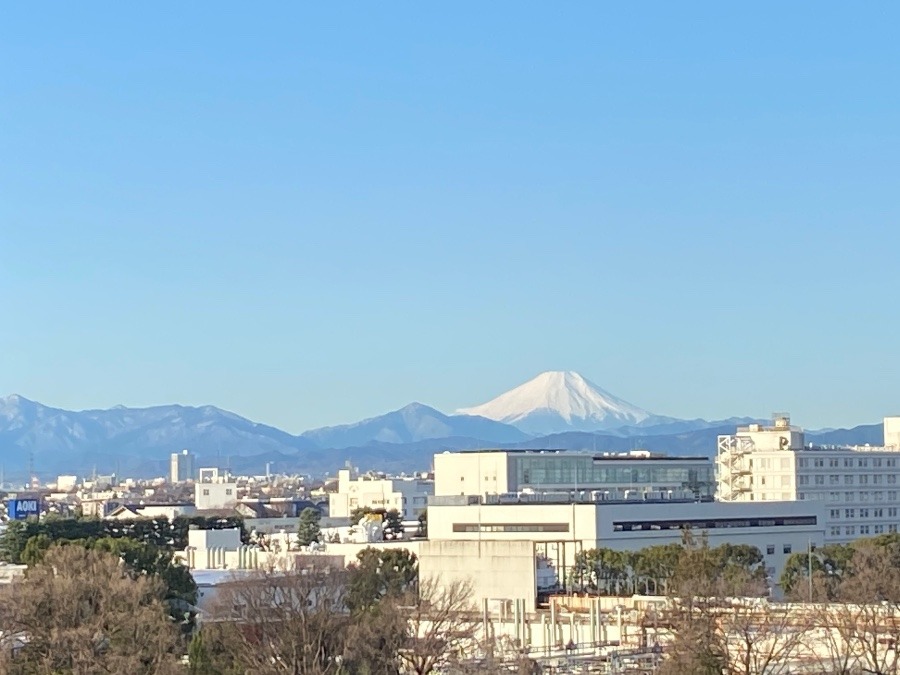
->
[512, 455, 714, 497]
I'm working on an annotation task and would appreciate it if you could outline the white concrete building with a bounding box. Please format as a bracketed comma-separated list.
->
[55, 475, 77, 492]
[170, 449, 195, 483]
[423, 496, 825, 605]
[434, 450, 715, 500]
[328, 468, 433, 521]
[195, 468, 238, 510]
[717, 415, 900, 543]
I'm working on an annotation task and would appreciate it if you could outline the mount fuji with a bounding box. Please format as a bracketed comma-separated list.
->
[456, 370, 663, 435]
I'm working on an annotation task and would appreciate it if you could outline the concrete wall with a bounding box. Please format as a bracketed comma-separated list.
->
[434, 452, 511, 496]
[418, 539, 537, 605]
[189, 528, 242, 550]
[195, 482, 237, 509]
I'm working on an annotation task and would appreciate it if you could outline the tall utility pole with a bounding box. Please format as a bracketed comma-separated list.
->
[807, 539, 814, 602]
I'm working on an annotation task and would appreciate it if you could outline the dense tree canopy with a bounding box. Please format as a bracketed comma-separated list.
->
[0, 514, 248, 564]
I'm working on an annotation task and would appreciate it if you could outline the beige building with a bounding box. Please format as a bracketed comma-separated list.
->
[329, 468, 432, 521]
[195, 468, 238, 510]
[717, 415, 900, 542]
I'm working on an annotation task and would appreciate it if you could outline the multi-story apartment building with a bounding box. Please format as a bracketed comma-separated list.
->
[717, 414, 900, 542]
[329, 468, 433, 522]
[434, 449, 715, 499]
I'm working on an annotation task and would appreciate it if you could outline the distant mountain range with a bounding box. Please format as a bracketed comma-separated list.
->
[0, 371, 887, 479]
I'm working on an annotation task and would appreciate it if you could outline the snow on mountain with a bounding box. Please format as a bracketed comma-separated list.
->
[456, 371, 654, 435]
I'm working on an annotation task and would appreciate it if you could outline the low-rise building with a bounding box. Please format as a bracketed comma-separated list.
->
[328, 468, 432, 521]
[422, 495, 825, 606]
[195, 468, 238, 510]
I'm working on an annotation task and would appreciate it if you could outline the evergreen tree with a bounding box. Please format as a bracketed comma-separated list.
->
[296, 507, 322, 547]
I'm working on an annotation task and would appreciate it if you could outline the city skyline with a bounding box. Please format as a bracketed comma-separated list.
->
[4, 3, 900, 432]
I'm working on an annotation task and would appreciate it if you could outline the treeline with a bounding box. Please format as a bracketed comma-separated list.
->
[780, 531, 900, 601]
[0, 515, 248, 619]
[0, 514, 248, 563]
[571, 539, 765, 596]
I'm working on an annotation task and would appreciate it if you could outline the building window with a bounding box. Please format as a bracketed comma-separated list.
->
[860, 491, 870, 502]
[814, 458, 824, 468]
[844, 458, 853, 468]
[861, 525, 870, 535]
[830, 509, 840, 519]
[830, 475, 839, 485]
[891, 525, 898, 533]
[874, 475, 883, 484]
[766, 545, 775, 555]
[783, 544, 792, 554]
[846, 526, 856, 536]
[829, 459, 839, 468]
[859, 459, 868, 468]
[830, 526, 842, 536]
[875, 458, 883, 468]
[225, 489, 232, 496]
[202, 489, 209, 496]
[845, 492, 854, 502]
[798, 476, 809, 485]
[799, 458, 808, 468]
[874, 509, 884, 518]
[844, 475, 854, 485]
[859, 475, 869, 485]
[845, 509, 855, 518]
[890, 508, 899, 518]
[875, 525, 885, 534]
[815, 476, 825, 485]
[889, 459, 898, 468]
[860, 508, 870, 518]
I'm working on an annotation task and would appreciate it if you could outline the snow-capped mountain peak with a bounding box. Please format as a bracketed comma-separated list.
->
[456, 370, 653, 435]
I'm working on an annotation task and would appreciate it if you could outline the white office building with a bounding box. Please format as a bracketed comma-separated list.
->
[195, 468, 238, 510]
[170, 450, 196, 484]
[434, 449, 715, 499]
[422, 495, 825, 606]
[328, 468, 433, 522]
[717, 414, 900, 542]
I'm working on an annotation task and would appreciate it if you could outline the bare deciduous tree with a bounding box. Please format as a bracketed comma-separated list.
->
[717, 600, 811, 675]
[394, 576, 481, 675]
[0, 545, 181, 675]
[202, 562, 351, 675]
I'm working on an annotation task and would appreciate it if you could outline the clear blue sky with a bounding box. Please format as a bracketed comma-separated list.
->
[2, 3, 899, 432]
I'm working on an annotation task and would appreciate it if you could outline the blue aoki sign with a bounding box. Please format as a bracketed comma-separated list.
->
[7, 498, 41, 520]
